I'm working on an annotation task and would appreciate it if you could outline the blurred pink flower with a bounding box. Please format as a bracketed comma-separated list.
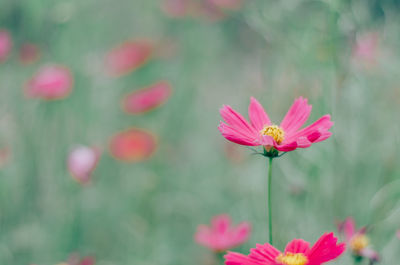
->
[122, 81, 172, 114]
[67, 145, 100, 184]
[19, 43, 41, 64]
[25, 65, 73, 100]
[105, 40, 153, 77]
[62, 254, 95, 265]
[0, 147, 11, 168]
[338, 217, 379, 261]
[195, 214, 251, 252]
[352, 33, 379, 66]
[397, 230, 400, 239]
[206, 0, 243, 10]
[225, 232, 345, 265]
[218, 97, 333, 153]
[109, 128, 157, 162]
[162, 0, 192, 18]
[0, 30, 12, 62]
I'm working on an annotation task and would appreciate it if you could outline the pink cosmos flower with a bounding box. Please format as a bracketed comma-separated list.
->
[122, 81, 172, 114]
[105, 40, 153, 77]
[25, 65, 73, 100]
[19, 43, 40, 65]
[225, 232, 345, 265]
[338, 217, 379, 261]
[195, 214, 251, 252]
[218, 97, 333, 153]
[67, 145, 101, 184]
[109, 128, 157, 162]
[0, 30, 12, 62]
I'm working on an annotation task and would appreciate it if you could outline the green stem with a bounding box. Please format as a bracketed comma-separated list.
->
[267, 157, 273, 245]
[215, 252, 225, 265]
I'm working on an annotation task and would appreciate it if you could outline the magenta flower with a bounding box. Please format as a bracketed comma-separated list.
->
[195, 214, 251, 252]
[122, 81, 172, 114]
[338, 217, 379, 262]
[25, 65, 73, 100]
[225, 232, 345, 265]
[67, 145, 101, 184]
[218, 97, 333, 154]
[0, 30, 12, 62]
[105, 40, 153, 77]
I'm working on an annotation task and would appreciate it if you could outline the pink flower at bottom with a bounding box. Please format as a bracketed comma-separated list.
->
[225, 232, 345, 265]
[195, 214, 251, 252]
[337, 217, 379, 261]
[218, 97, 333, 153]
[25, 65, 73, 100]
[122, 81, 172, 114]
[67, 145, 101, 184]
[0, 30, 12, 62]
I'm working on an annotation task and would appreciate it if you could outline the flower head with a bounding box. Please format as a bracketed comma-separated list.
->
[225, 232, 345, 265]
[105, 40, 153, 77]
[218, 97, 333, 155]
[67, 145, 101, 184]
[338, 217, 379, 262]
[25, 65, 73, 100]
[122, 81, 172, 114]
[0, 30, 12, 62]
[109, 128, 157, 162]
[195, 214, 251, 252]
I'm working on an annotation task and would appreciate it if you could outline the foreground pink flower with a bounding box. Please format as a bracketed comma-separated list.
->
[105, 40, 153, 77]
[218, 97, 333, 154]
[338, 217, 379, 261]
[0, 30, 12, 62]
[19, 43, 40, 64]
[195, 214, 251, 252]
[109, 128, 157, 162]
[67, 145, 100, 184]
[225, 232, 345, 265]
[25, 65, 73, 100]
[122, 81, 172, 114]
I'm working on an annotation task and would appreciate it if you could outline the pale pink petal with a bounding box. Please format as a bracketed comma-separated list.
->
[68, 146, 100, 184]
[212, 214, 232, 234]
[123, 81, 172, 114]
[194, 225, 213, 247]
[307, 232, 346, 265]
[284, 239, 310, 254]
[220, 105, 258, 136]
[248, 97, 271, 131]
[218, 123, 259, 146]
[232, 222, 251, 245]
[360, 248, 379, 261]
[339, 218, 355, 242]
[280, 97, 312, 134]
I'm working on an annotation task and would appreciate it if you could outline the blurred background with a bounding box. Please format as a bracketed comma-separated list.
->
[0, 0, 400, 264]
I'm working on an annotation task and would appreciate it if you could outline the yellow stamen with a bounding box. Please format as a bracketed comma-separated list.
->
[276, 253, 308, 265]
[260, 125, 285, 144]
[350, 234, 369, 252]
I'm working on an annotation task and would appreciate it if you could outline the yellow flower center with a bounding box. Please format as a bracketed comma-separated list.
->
[260, 125, 285, 144]
[276, 253, 308, 265]
[350, 234, 369, 252]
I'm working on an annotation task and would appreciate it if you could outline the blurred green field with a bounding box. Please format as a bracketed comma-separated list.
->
[0, 0, 400, 264]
